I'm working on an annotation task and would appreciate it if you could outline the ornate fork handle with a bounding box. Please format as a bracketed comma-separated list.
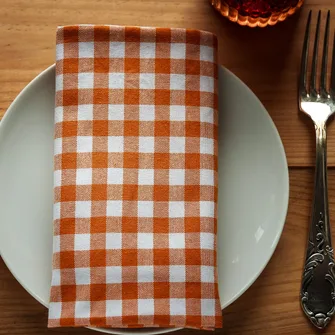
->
[301, 122, 335, 329]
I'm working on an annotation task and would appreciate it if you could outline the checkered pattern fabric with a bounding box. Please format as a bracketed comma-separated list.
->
[48, 25, 222, 330]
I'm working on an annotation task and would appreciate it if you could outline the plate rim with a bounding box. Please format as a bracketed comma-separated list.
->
[0, 64, 289, 335]
[0, 65, 54, 309]
[218, 67, 289, 310]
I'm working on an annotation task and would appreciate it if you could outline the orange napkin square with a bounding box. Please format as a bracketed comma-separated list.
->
[49, 25, 222, 330]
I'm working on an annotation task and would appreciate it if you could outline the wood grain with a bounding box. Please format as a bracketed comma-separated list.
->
[2, 169, 335, 334]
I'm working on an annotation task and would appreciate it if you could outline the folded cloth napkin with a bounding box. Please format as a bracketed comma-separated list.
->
[48, 24, 222, 330]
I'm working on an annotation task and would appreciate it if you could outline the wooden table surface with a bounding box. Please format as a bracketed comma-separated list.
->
[1, 0, 335, 334]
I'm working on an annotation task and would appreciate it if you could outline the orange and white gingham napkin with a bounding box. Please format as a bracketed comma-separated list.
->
[48, 25, 222, 330]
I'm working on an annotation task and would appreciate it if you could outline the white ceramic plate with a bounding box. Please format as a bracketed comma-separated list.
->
[0, 65, 289, 335]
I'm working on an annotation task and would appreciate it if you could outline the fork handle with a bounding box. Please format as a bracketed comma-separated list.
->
[301, 122, 335, 329]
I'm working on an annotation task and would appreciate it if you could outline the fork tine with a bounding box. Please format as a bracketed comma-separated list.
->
[331, 28, 335, 97]
[300, 10, 312, 96]
[321, 10, 331, 97]
[311, 10, 321, 97]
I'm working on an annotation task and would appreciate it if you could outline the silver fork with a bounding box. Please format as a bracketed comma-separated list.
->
[299, 10, 335, 330]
